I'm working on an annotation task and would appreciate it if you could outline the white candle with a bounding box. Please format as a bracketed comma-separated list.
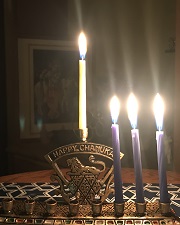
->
[153, 93, 170, 203]
[127, 93, 144, 203]
[78, 32, 87, 129]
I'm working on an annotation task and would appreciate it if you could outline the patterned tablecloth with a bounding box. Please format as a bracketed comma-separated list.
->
[0, 183, 180, 217]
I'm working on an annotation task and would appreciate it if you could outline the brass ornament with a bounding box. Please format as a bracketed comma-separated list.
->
[45, 142, 124, 204]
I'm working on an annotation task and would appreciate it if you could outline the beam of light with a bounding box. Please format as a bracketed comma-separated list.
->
[153, 93, 164, 131]
[110, 96, 120, 124]
[127, 93, 138, 129]
[78, 32, 87, 59]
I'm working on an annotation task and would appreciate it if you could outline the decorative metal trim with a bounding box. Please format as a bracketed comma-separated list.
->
[0, 200, 177, 219]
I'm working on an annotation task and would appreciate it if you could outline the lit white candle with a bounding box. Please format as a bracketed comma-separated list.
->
[127, 93, 144, 203]
[78, 32, 87, 129]
[110, 96, 123, 203]
[153, 93, 169, 203]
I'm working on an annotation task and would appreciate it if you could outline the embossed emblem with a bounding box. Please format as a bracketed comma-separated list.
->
[45, 142, 124, 204]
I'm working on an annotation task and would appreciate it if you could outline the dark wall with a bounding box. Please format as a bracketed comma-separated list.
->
[4, 0, 71, 175]
[3, 0, 176, 175]
[17, 0, 68, 39]
[0, 1, 8, 175]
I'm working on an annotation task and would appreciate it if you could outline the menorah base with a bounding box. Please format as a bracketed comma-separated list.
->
[0, 200, 179, 224]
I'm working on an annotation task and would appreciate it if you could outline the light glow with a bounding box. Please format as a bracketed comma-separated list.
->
[78, 32, 87, 59]
[110, 96, 120, 124]
[127, 93, 138, 129]
[153, 93, 164, 131]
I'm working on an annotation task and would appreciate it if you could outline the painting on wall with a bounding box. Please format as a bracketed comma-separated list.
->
[18, 39, 79, 138]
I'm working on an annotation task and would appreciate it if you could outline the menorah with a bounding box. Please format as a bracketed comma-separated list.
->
[0, 141, 179, 225]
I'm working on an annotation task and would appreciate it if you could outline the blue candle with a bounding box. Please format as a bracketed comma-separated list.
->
[110, 96, 124, 203]
[156, 131, 169, 203]
[127, 93, 144, 203]
[154, 94, 170, 203]
[131, 129, 144, 203]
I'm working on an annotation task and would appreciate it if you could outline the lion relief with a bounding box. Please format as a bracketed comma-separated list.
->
[67, 155, 105, 176]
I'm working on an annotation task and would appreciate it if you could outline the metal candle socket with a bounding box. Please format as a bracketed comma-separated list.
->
[25, 199, 35, 215]
[46, 199, 57, 215]
[92, 200, 102, 217]
[114, 202, 124, 217]
[79, 128, 88, 141]
[136, 202, 146, 216]
[69, 200, 79, 216]
[2, 198, 14, 214]
[159, 202, 170, 215]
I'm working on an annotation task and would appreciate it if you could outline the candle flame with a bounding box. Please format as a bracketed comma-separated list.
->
[110, 96, 120, 124]
[78, 32, 87, 59]
[127, 93, 138, 129]
[153, 93, 164, 131]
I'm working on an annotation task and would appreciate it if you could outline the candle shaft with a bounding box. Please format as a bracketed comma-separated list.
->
[156, 131, 170, 203]
[79, 60, 86, 129]
[111, 124, 123, 203]
[131, 129, 144, 203]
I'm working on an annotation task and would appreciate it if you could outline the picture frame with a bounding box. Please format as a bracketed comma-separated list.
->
[18, 38, 79, 139]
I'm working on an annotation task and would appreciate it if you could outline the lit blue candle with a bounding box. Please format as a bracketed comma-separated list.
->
[153, 93, 170, 203]
[127, 93, 145, 203]
[110, 96, 124, 203]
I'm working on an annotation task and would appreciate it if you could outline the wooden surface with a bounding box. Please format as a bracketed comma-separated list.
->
[0, 168, 180, 183]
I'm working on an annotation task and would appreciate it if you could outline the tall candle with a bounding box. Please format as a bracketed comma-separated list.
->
[127, 93, 144, 203]
[78, 32, 87, 129]
[110, 96, 124, 203]
[153, 93, 170, 203]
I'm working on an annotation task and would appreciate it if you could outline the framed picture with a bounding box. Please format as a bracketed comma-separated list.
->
[18, 39, 79, 139]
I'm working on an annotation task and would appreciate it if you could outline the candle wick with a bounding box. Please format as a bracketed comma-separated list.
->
[157, 125, 161, 132]
[132, 124, 136, 130]
[112, 119, 117, 124]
